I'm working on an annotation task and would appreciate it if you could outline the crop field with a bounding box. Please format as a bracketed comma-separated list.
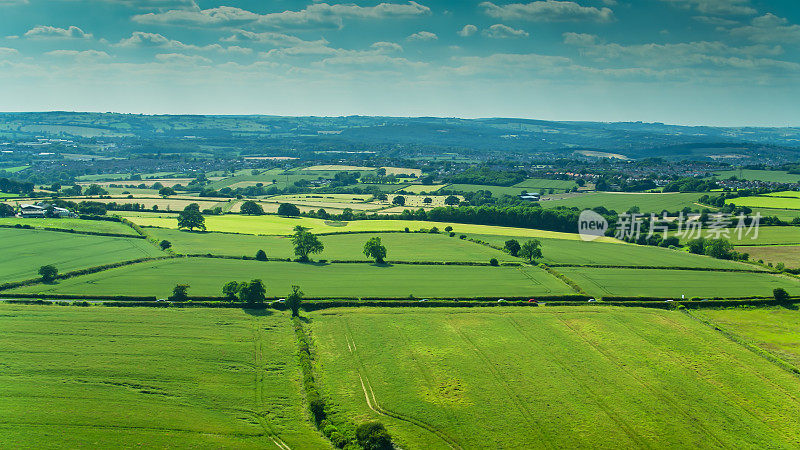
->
[310, 307, 800, 448]
[713, 169, 800, 183]
[0, 305, 327, 449]
[736, 245, 800, 268]
[512, 178, 577, 192]
[670, 226, 800, 245]
[445, 184, 530, 197]
[10, 258, 572, 298]
[397, 184, 446, 194]
[540, 192, 702, 213]
[0, 228, 163, 283]
[1, 165, 29, 173]
[727, 195, 800, 210]
[0, 192, 19, 198]
[467, 234, 757, 270]
[750, 208, 800, 221]
[766, 191, 800, 198]
[0, 217, 140, 235]
[696, 307, 800, 368]
[60, 196, 229, 212]
[556, 267, 800, 298]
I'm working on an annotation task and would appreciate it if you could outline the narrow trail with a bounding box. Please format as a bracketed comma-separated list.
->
[250, 318, 293, 450]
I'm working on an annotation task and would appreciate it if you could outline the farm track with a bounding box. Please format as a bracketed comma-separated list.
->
[251, 318, 293, 450]
[342, 317, 462, 450]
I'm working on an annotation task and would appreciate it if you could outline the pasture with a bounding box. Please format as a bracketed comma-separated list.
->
[556, 267, 800, 298]
[670, 226, 800, 246]
[736, 245, 800, 268]
[0, 305, 327, 449]
[765, 191, 800, 198]
[10, 258, 573, 298]
[540, 192, 702, 213]
[713, 169, 800, 183]
[726, 195, 800, 210]
[0, 228, 163, 282]
[444, 184, 529, 197]
[0, 217, 140, 235]
[512, 178, 577, 192]
[310, 307, 800, 448]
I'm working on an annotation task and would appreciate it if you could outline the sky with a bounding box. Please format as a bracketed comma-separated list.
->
[0, 0, 798, 126]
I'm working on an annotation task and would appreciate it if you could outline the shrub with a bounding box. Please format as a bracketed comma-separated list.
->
[444, 226, 453, 232]
[449, 232, 455, 237]
[255, 249, 267, 261]
[159, 240, 172, 250]
[774, 288, 790, 302]
[356, 422, 392, 450]
[403, 227, 410, 233]
[38, 265, 58, 283]
[169, 284, 190, 301]
[459, 234, 466, 239]
[429, 226, 439, 234]
[489, 258, 499, 266]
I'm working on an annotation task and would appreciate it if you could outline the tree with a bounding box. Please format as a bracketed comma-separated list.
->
[444, 226, 453, 232]
[83, 184, 108, 196]
[255, 249, 267, 261]
[356, 421, 392, 450]
[0, 203, 15, 217]
[489, 258, 499, 266]
[423, 197, 432, 204]
[504, 239, 521, 257]
[241, 200, 264, 215]
[687, 238, 706, 255]
[159, 186, 176, 197]
[169, 284, 189, 301]
[222, 281, 239, 301]
[773, 288, 790, 302]
[704, 238, 734, 260]
[286, 285, 303, 317]
[292, 226, 324, 262]
[444, 195, 460, 206]
[363, 237, 387, 263]
[392, 195, 405, 206]
[239, 279, 266, 303]
[519, 240, 543, 263]
[277, 203, 300, 216]
[38, 265, 58, 283]
[177, 203, 206, 231]
[159, 240, 172, 250]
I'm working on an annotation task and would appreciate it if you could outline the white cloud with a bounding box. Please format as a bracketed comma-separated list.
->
[45, 49, 110, 60]
[115, 32, 247, 53]
[407, 31, 437, 41]
[133, 2, 431, 29]
[0, 47, 19, 56]
[483, 24, 529, 38]
[480, 1, 614, 23]
[692, 16, 740, 27]
[155, 53, 213, 65]
[221, 30, 329, 48]
[458, 24, 478, 37]
[24, 25, 92, 40]
[730, 14, 800, 44]
[659, 0, 756, 16]
[313, 53, 425, 69]
[371, 41, 403, 53]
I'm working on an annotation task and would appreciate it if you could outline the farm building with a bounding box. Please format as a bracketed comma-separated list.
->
[519, 193, 541, 201]
[19, 203, 74, 218]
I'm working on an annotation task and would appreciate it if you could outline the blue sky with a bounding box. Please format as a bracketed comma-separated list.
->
[0, 0, 798, 126]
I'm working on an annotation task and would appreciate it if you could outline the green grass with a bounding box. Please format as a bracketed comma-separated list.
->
[0, 228, 163, 282]
[10, 258, 573, 298]
[669, 226, 800, 245]
[696, 307, 800, 368]
[147, 229, 516, 262]
[750, 208, 800, 221]
[556, 267, 800, 298]
[0, 305, 327, 448]
[512, 178, 577, 192]
[713, 169, 800, 183]
[0, 217, 140, 236]
[310, 307, 800, 448]
[445, 184, 531, 197]
[735, 245, 800, 269]
[765, 191, 800, 199]
[0, 165, 29, 173]
[0, 193, 19, 198]
[540, 192, 703, 213]
[468, 234, 758, 270]
[727, 195, 800, 210]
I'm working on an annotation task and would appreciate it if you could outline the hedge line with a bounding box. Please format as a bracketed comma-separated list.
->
[601, 295, 777, 302]
[181, 254, 522, 266]
[0, 223, 144, 239]
[2, 294, 157, 301]
[546, 264, 766, 273]
[539, 264, 588, 295]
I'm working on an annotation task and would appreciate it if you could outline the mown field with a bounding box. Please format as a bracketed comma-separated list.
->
[0, 305, 327, 448]
[727, 195, 800, 210]
[310, 307, 800, 449]
[148, 229, 516, 262]
[713, 169, 800, 183]
[0, 228, 163, 282]
[512, 178, 577, 192]
[556, 267, 800, 298]
[0, 217, 140, 235]
[540, 192, 702, 213]
[736, 245, 800, 268]
[670, 226, 800, 245]
[11, 258, 572, 298]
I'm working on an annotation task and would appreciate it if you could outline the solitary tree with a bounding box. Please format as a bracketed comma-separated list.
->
[356, 421, 393, 450]
[159, 240, 172, 250]
[222, 281, 240, 301]
[177, 203, 206, 231]
[286, 285, 303, 317]
[444, 195, 460, 206]
[504, 239, 521, 257]
[169, 284, 190, 301]
[239, 279, 266, 304]
[392, 195, 405, 206]
[158, 186, 176, 197]
[423, 197, 432, 204]
[277, 203, 300, 216]
[292, 226, 324, 262]
[519, 240, 543, 263]
[255, 249, 267, 261]
[240, 201, 264, 215]
[38, 265, 58, 283]
[0, 203, 15, 217]
[773, 288, 790, 302]
[363, 237, 388, 263]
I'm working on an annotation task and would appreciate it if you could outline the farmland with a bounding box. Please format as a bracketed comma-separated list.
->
[736, 245, 800, 269]
[712, 169, 800, 183]
[726, 195, 800, 210]
[0, 228, 163, 282]
[0, 305, 327, 448]
[310, 307, 800, 448]
[0, 217, 140, 235]
[669, 226, 800, 245]
[540, 192, 702, 213]
[10, 258, 573, 298]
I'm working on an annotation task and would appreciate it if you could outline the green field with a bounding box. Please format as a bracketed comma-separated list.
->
[557, 267, 800, 298]
[0, 193, 19, 198]
[696, 307, 800, 368]
[444, 184, 531, 197]
[736, 245, 800, 268]
[0, 165, 29, 173]
[0, 217, 140, 235]
[713, 169, 800, 183]
[0, 305, 327, 448]
[765, 190, 800, 198]
[540, 192, 703, 213]
[11, 258, 573, 298]
[148, 229, 516, 262]
[310, 307, 800, 448]
[750, 207, 800, 221]
[727, 195, 800, 210]
[512, 178, 577, 192]
[670, 226, 800, 245]
[0, 228, 163, 282]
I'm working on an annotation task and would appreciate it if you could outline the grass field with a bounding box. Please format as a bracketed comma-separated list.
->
[0, 228, 163, 282]
[540, 192, 703, 213]
[512, 178, 577, 192]
[750, 207, 800, 221]
[713, 169, 800, 183]
[670, 226, 800, 245]
[765, 190, 800, 198]
[0, 305, 327, 448]
[120, 211, 619, 242]
[310, 307, 800, 448]
[556, 267, 800, 298]
[147, 229, 516, 262]
[696, 307, 800, 368]
[0, 217, 140, 235]
[727, 195, 800, 210]
[736, 245, 800, 268]
[445, 184, 530, 197]
[10, 258, 572, 298]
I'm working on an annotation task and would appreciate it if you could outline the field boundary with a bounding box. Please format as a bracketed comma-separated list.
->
[0, 223, 144, 239]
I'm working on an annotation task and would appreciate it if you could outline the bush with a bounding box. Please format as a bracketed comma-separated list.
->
[459, 234, 466, 239]
[255, 249, 267, 261]
[169, 284, 190, 301]
[159, 240, 172, 250]
[38, 265, 58, 283]
[489, 258, 499, 266]
[356, 422, 392, 450]
[444, 226, 453, 232]
[449, 232, 455, 237]
[774, 288, 790, 302]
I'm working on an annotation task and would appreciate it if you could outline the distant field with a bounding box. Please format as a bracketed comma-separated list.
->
[670, 226, 800, 245]
[697, 307, 800, 368]
[11, 258, 573, 298]
[736, 245, 800, 268]
[0, 165, 29, 173]
[398, 184, 446, 194]
[0, 217, 139, 235]
[540, 192, 702, 213]
[513, 178, 577, 192]
[311, 307, 800, 448]
[557, 267, 800, 298]
[302, 164, 376, 171]
[468, 234, 757, 270]
[0, 228, 162, 282]
[0, 193, 19, 198]
[750, 208, 800, 221]
[59, 197, 229, 212]
[727, 196, 800, 210]
[713, 169, 800, 183]
[147, 229, 515, 262]
[445, 184, 529, 197]
[765, 191, 800, 198]
[0, 305, 327, 448]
